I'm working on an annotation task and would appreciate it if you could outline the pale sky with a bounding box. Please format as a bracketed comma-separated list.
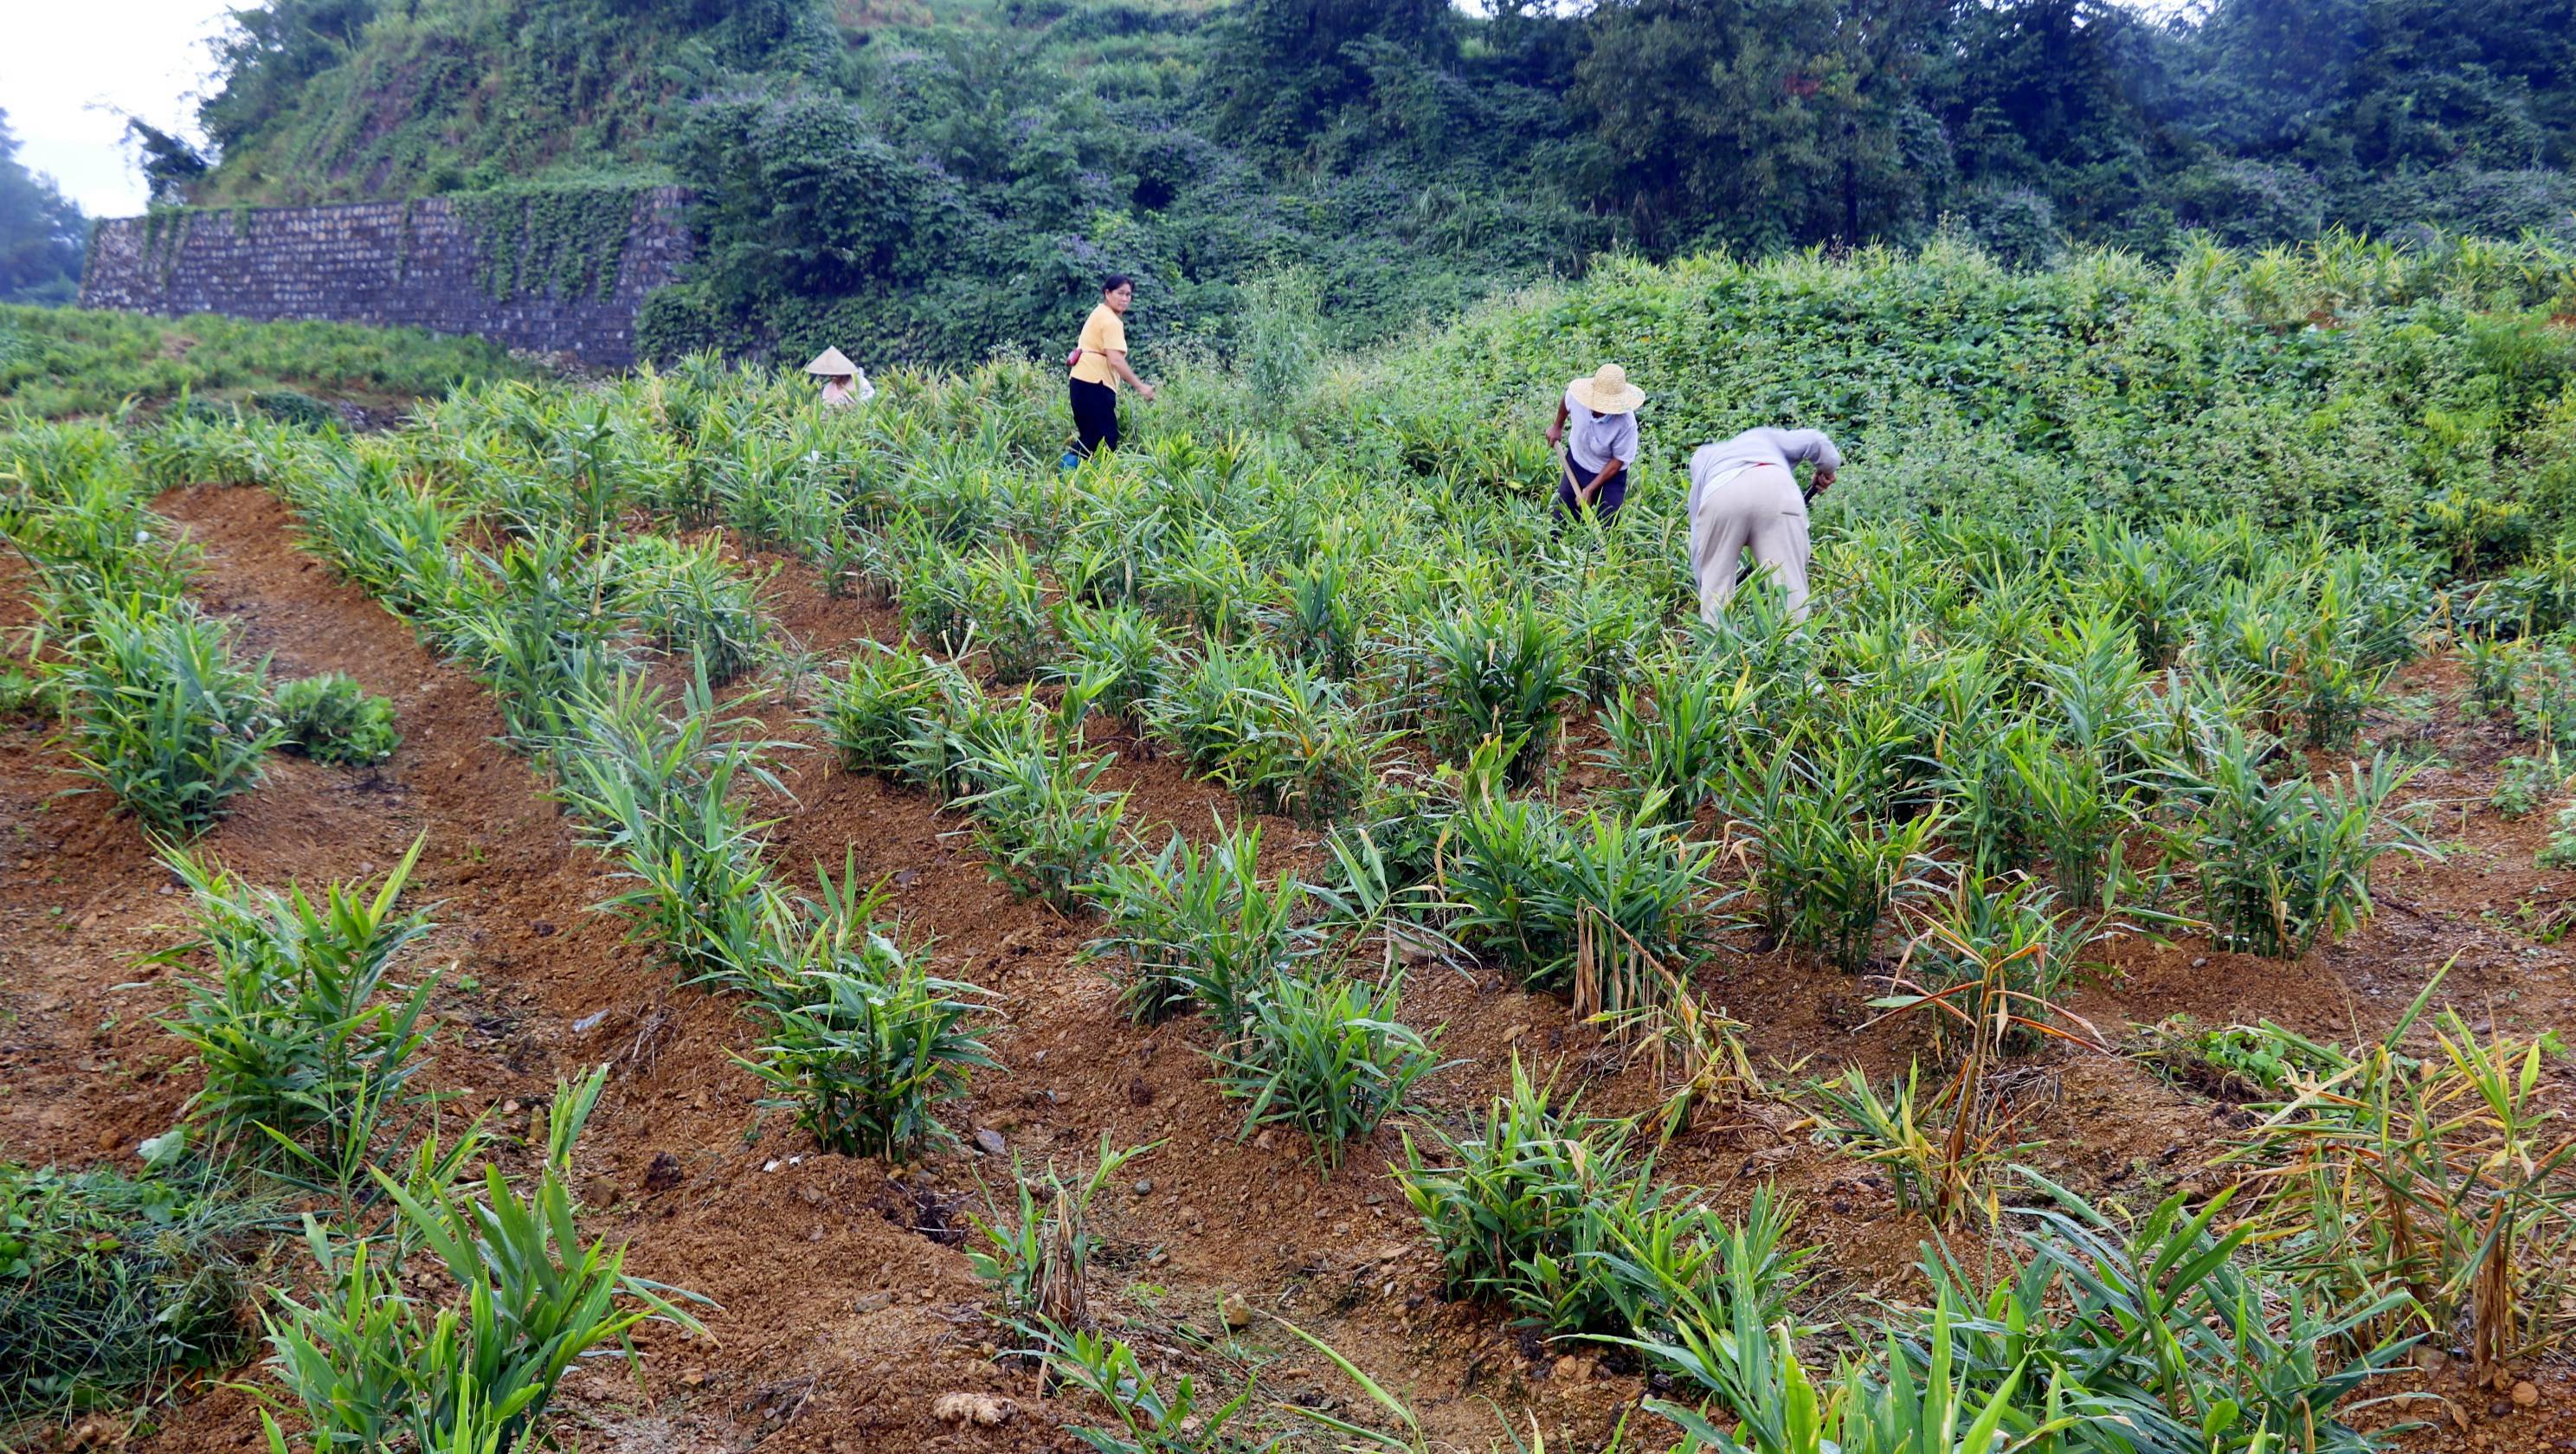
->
[1, 0, 233, 218]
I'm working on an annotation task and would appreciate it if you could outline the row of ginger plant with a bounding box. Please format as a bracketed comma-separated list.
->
[16, 362, 2576, 1450]
[0, 420, 712, 1449]
[362, 362, 2576, 1453]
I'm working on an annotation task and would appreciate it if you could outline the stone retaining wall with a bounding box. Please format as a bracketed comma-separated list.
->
[79, 189, 690, 366]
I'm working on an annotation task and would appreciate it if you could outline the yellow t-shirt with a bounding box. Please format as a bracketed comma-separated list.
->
[1071, 304, 1127, 389]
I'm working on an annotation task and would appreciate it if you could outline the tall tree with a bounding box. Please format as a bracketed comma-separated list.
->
[1572, 0, 1938, 252]
[200, 0, 378, 158]
[0, 108, 88, 306]
[1200, 0, 1457, 152]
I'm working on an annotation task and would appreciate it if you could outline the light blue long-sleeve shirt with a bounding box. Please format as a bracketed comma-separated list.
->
[1688, 428, 1842, 514]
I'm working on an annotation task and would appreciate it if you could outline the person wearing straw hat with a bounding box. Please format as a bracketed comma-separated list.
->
[804, 347, 874, 409]
[1688, 426, 1842, 627]
[1547, 364, 1643, 524]
[1066, 274, 1154, 466]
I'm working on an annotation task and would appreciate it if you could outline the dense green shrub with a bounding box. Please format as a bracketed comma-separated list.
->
[1087, 824, 1307, 1030]
[157, 840, 437, 1178]
[269, 672, 399, 765]
[249, 389, 337, 431]
[0, 1159, 267, 1421]
[59, 602, 280, 838]
[1149, 640, 1377, 821]
[1215, 972, 1443, 1171]
[598, 533, 768, 684]
[741, 952, 997, 1161]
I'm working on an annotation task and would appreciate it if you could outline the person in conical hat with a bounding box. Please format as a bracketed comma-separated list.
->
[1547, 363, 1644, 524]
[804, 346, 874, 409]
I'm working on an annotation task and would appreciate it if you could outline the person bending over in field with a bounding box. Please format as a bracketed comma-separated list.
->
[1688, 426, 1842, 627]
[1066, 273, 1155, 466]
[1549, 363, 1643, 525]
[805, 347, 874, 408]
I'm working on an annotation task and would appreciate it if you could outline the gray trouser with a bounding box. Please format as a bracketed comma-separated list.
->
[1689, 459, 1811, 626]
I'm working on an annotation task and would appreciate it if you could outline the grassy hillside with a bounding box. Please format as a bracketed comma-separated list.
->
[0, 306, 538, 421]
[1280, 235, 2576, 567]
[190, 0, 834, 203]
[160, 0, 2576, 371]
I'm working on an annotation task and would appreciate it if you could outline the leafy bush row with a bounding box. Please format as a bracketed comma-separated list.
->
[3, 424, 396, 837]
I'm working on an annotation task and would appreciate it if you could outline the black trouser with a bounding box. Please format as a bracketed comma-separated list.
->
[1555, 460, 1629, 525]
[1070, 377, 1119, 457]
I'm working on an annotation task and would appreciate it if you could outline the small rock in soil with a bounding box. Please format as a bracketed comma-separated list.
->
[642, 1151, 683, 1193]
[1133, 1179, 1154, 1196]
[974, 1129, 1007, 1155]
[1222, 1294, 1253, 1329]
[931, 1392, 1014, 1426]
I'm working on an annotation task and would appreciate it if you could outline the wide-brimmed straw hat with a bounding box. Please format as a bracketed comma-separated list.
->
[1568, 363, 1644, 414]
[803, 346, 859, 377]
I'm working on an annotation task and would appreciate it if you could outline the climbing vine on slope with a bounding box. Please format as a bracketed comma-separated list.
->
[454, 184, 647, 302]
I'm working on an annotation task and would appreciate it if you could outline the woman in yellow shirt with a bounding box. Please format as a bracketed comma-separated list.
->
[1067, 274, 1154, 461]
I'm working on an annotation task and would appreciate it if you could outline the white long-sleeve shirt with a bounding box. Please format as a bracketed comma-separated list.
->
[1688, 428, 1842, 513]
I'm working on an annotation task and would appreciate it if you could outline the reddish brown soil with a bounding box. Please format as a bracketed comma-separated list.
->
[6, 482, 2576, 1451]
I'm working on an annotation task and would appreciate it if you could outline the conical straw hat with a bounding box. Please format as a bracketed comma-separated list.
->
[804, 346, 858, 376]
[1567, 363, 1644, 414]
